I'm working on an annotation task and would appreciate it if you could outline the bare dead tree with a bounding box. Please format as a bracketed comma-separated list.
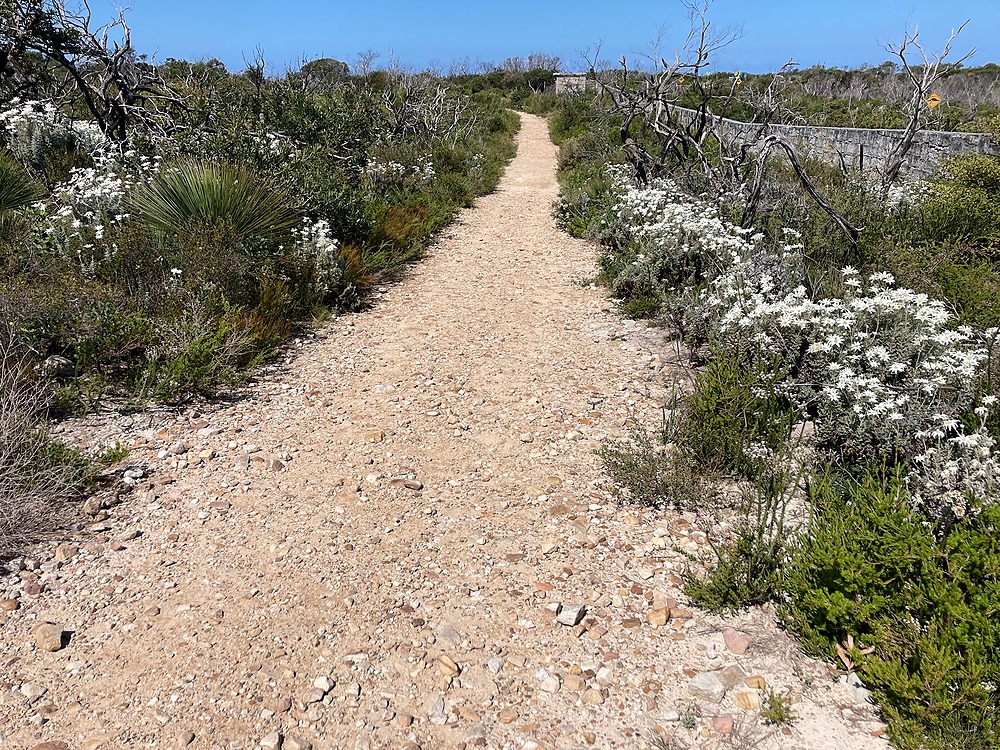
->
[1, 0, 187, 142]
[881, 22, 975, 190]
[448, 57, 473, 77]
[593, 0, 861, 245]
[588, 1, 744, 183]
[378, 72, 474, 144]
[351, 49, 380, 77]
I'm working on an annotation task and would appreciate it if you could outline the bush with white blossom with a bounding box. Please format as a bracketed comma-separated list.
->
[0, 99, 106, 165]
[290, 217, 343, 298]
[45, 150, 161, 275]
[604, 166, 998, 520]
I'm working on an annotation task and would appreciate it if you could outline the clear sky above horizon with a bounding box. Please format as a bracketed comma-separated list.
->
[94, 1, 999, 74]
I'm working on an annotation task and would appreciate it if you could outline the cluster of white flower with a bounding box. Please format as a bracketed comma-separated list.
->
[467, 152, 485, 179]
[706, 266, 984, 422]
[46, 150, 161, 274]
[0, 99, 106, 163]
[245, 130, 299, 164]
[912, 406, 999, 520]
[604, 166, 778, 298]
[364, 154, 435, 184]
[364, 160, 407, 181]
[413, 154, 435, 182]
[884, 179, 932, 210]
[605, 166, 998, 518]
[291, 217, 342, 296]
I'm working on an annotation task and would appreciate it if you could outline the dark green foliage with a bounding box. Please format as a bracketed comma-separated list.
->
[544, 94, 624, 242]
[683, 356, 797, 479]
[0, 150, 44, 213]
[0, 150, 44, 248]
[620, 292, 661, 319]
[783, 473, 1000, 750]
[856, 154, 1000, 334]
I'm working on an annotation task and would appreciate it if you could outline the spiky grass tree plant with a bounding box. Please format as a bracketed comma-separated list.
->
[0, 151, 44, 245]
[0, 150, 44, 214]
[129, 160, 301, 241]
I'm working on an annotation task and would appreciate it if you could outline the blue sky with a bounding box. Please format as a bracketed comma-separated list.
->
[96, 1, 999, 74]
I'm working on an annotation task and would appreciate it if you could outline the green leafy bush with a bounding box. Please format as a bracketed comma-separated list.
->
[684, 473, 793, 612]
[783, 472, 1000, 750]
[760, 689, 796, 726]
[683, 356, 797, 479]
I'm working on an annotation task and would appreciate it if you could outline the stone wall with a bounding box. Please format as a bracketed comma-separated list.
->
[552, 73, 597, 95]
[669, 105, 999, 178]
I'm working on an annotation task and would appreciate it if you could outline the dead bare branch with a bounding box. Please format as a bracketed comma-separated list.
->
[881, 21, 975, 190]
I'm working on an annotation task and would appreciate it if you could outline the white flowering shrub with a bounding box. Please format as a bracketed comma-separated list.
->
[290, 218, 343, 298]
[709, 266, 996, 517]
[911, 405, 999, 521]
[45, 151, 160, 275]
[605, 168, 788, 292]
[0, 99, 106, 165]
[604, 167, 998, 519]
[364, 159, 407, 182]
[363, 152, 436, 186]
[884, 178, 931, 210]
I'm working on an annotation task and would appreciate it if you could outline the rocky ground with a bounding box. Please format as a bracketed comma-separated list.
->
[0, 114, 887, 750]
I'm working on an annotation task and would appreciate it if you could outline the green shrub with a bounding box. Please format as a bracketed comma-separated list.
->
[598, 409, 712, 509]
[0, 150, 44, 215]
[620, 292, 662, 319]
[139, 290, 280, 401]
[130, 159, 302, 241]
[683, 356, 797, 479]
[167, 219, 257, 303]
[783, 472, 1000, 750]
[684, 472, 793, 612]
[760, 689, 797, 725]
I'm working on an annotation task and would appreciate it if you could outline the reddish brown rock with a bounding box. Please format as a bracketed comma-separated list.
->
[712, 714, 734, 734]
[723, 627, 751, 655]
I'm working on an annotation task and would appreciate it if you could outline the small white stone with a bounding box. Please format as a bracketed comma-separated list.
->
[312, 675, 334, 692]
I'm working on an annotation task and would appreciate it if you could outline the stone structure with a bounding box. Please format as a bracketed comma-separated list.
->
[552, 72, 597, 95]
[667, 105, 999, 178]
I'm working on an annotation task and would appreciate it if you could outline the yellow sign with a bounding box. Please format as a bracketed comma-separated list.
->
[927, 93, 942, 108]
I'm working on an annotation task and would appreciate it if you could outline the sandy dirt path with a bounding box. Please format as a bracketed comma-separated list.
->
[1, 114, 886, 750]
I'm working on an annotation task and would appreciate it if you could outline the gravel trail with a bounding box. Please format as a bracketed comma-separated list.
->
[1, 114, 886, 750]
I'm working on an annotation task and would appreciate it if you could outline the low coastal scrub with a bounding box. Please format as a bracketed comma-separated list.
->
[549, 85, 1000, 748]
[0, 4, 523, 555]
[0, 332, 111, 557]
[0, 78, 517, 410]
